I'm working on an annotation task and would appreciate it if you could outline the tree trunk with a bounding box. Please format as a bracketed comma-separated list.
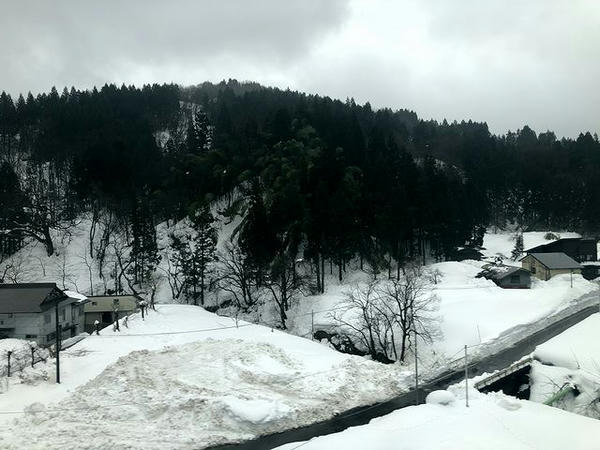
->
[43, 226, 54, 256]
[321, 256, 325, 293]
[315, 254, 321, 293]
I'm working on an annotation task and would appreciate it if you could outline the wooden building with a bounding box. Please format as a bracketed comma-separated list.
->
[84, 295, 140, 333]
[521, 252, 582, 281]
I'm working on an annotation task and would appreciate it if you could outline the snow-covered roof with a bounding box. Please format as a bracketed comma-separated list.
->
[490, 266, 530, 280]
[526, 252, 582, 270]
[64, 290, 89, 303]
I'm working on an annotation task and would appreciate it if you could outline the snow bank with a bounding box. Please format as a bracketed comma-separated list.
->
[425, 389, 455, 406]
[277, 388, 600, 450]
[530, 314, 600, 419]
[0, 305, 412, 449]
[534, 313, 600, 371]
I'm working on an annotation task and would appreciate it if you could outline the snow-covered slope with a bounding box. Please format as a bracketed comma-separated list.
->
[481, 230, 581, 260]
[277, 387, 600, 450]
[530, 313, 600, 419]
[0, 305, 410, 449]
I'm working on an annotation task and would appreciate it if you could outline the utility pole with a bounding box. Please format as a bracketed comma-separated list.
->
[414, 328, 419, 405]
[311, 310, 314, 340]
[55, 300, 61, 384]
[464, 345, 469, 407]
[7, 351, 12, 377]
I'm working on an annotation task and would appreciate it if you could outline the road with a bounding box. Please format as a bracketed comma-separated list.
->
[208, 300, 599, 450]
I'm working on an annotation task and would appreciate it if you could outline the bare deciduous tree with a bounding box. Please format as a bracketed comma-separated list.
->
[215, 242, 260, 310]
[331, 263, 440, 363]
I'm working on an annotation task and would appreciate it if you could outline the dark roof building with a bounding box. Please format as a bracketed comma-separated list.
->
[524, 238, 597, 263]
[525, 253, 582, 270]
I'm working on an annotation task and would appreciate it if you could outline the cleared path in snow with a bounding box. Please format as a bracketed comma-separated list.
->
[210, 296, 600, 450]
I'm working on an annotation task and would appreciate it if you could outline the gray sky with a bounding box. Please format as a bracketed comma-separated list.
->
[1, 0, 599, 138]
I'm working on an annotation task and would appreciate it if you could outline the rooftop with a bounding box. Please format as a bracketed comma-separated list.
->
[526, 252, 582, 270]
[0, 283, 66, 313]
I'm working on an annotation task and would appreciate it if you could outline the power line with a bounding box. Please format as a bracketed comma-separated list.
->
[88, 322, 254, 338]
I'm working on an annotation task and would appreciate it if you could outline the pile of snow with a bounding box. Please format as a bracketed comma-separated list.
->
[0, 339, 48, 380]
[425, 389, 456, 406]
[530, 313, 600, 419]
[278, 388, 600, 450]
[0, 305, 412, 449]
[534, 313, 600, 371]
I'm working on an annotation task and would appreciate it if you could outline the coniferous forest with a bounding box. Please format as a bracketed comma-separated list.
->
[0, 79, 599, 306]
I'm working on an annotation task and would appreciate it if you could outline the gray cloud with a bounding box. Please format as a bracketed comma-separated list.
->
[1, 0, 598, 138]
[1, 0, 349, 92]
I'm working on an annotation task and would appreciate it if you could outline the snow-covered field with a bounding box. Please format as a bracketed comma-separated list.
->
[1, 224, 598, 448]
[277, 386, 600, 450]
[290, 247, 598, 364]
[0, 305, 411, 449]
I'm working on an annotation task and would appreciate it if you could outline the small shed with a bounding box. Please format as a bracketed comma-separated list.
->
[490, 267, 532, 289]
[84, 295, 140, 333]
[521, 252, 582, 281]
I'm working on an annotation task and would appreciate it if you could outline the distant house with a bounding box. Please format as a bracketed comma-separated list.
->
[524, 238, 597, 263]
[478, 265, 531, 289]
[84, 295, 140, 333]
[452, 247, 483, 262]
[521, 253, 582, 281]
[0, 283, 88, 346]
[491, 267, 531, 289]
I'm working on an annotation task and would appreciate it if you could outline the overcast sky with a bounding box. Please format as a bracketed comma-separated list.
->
[1, 0, 599, 137]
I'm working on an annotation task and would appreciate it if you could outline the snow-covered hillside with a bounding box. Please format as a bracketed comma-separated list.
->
[0, 305, 411, 449]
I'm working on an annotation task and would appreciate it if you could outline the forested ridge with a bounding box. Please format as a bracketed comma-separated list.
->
[0, 79, 599, 314]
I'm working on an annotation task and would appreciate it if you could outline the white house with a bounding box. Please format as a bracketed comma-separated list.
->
[0, 283, 88, 346]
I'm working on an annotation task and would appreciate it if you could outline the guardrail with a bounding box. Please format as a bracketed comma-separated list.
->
[474, 356, 533, 390]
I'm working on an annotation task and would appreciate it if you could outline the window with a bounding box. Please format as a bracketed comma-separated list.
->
[25, 334, 37, 339]
[531, 266, 536, 274]
[44, 313, 51, 324]
[91, 301, 97, 306]
[71, 306, 78, 321]
[510, 275, 520, 284]
[61, 308, 66, 321]
[47, 332, 56, 342]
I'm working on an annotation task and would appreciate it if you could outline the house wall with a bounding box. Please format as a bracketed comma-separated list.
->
[83, 296, 138, 334]
[0, 313, 43, 341]
[498, 272, 531, 289]
[0, 299, 85, 346]
[521, 255, 549, 280]
[521, 255, 581, 281]
[548, 268, 582, 278]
